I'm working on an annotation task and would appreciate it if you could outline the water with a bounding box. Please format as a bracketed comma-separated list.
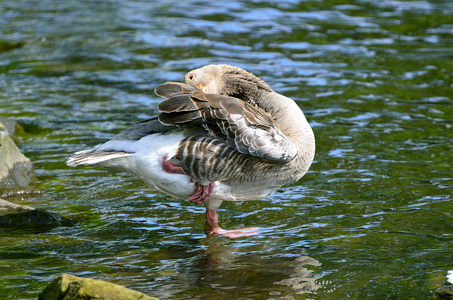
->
[1, 0, 452, 299]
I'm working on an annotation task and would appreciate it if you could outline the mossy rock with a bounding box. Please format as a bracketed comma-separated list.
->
[0, 199, 75, 227]
[39, 273, 158, 300]
[435, 284, 453, 299]
[0, 116, 23, 139]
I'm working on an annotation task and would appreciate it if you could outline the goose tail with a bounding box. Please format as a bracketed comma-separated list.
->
[66, 150, 133, 167]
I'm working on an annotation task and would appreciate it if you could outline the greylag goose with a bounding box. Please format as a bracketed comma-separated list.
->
[67, 64, 315, 238]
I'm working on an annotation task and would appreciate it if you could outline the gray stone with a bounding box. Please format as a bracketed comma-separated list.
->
[0, 199, 75, 227]
[0, 198, 35, 215]
[0, 117, 35, 190]
[39, 273, 158, 300]
[0, 116, 21, 138]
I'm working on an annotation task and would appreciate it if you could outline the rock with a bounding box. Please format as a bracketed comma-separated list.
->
[436, 284, 453, 299]
[0, 40, 25, 53]
[0, 117, 35, 190]
[39, 273, 158, 300]
[0, 199, 75, 227]
[0, 116, 22, 138]
[0, 198, 34, 214]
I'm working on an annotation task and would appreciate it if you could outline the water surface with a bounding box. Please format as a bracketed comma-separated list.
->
[0, 0, 452, 299]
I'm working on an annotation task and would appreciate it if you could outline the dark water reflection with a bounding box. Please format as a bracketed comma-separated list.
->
[1, 0, 452, 299]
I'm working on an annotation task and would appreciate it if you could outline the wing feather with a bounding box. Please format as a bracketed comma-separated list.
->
[154, 82, 297, 162]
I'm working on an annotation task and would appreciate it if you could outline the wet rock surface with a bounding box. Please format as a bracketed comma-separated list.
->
[0, 117, 35, 190]
[39, 273, 158, 300]
[0, 116, 21, 138]
[0, 199, 75, 227]
[436, 284, 453, 299]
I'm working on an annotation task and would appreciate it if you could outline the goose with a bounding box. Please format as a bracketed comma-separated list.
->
[67, 64, 315, 238]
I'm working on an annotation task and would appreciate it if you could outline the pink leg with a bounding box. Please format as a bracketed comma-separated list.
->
[189, 182, 214, 204]
[205, 208, 260, 238]
[162, 157, 185, 174]
[162, 157, 214, 205]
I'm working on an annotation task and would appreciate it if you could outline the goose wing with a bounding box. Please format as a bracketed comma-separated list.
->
[155, 82, 297, 162]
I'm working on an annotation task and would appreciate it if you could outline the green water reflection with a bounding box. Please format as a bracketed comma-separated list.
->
[1, 0, 452, 299]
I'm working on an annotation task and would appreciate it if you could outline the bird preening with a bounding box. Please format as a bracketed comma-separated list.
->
[67, 64, 315, 238]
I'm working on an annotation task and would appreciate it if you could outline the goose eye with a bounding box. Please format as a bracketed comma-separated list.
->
[188, 74, 194, 80]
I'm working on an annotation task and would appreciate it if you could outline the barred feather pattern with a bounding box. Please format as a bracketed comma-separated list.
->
[156, 82, 298, 162]
[171, 135, 306, 187]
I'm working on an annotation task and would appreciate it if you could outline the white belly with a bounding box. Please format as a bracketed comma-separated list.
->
[96, 133, 278, 202]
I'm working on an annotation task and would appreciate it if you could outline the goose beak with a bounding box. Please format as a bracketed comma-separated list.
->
[196, 84, 207, 93]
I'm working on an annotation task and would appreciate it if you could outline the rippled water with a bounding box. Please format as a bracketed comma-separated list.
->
[1, 0, 452, 299]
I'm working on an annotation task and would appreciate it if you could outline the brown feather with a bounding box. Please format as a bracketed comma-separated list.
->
[158, 111, 201, 125]
[155, 82, 192, 98]
[157, 94, 197, 112]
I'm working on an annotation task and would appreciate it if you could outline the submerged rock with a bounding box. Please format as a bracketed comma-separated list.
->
[0, 117, 35, 190]
[0, 199, 75, 227]
[39, 273, 158, 300]
[435, 284, 453, 299]
[0, 40, 25, 53]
